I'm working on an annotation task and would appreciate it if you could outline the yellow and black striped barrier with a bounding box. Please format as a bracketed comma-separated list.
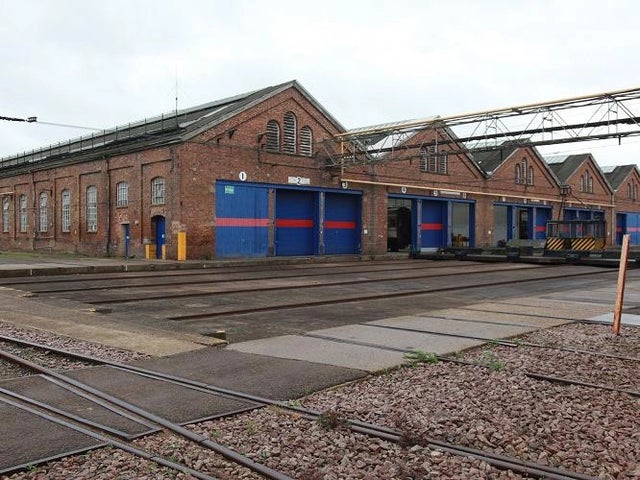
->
[544, 236, 605, 253]
[544, 237, 568, 251]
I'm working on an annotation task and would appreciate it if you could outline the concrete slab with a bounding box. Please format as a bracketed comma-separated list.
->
[497, 297, 614, 313]
[307, 324, 485, 353]
[456, 302, 608, 321]
[0, 287, 217, 356]
[228, 335, 405, 372]
[367, 315, 533, 339]
[1, 375, 152, 436]
[127, 347, 367, 400]
[426, 308, 570, 328]
[0, 402, 99, 471]
[588, 312, 640, 326]
[65, 366, 255, 424]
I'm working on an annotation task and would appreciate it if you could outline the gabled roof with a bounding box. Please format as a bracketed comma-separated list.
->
[601, 164, 638, 191]
[544, 154, 592, 183]
[472, 141, 562, 187]
[0, 80, 345, 173]
[472, 142, 521, 175]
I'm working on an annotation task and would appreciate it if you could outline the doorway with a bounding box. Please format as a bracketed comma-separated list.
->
[517, 209, 530, 240]
[151, 215, 166, 259]
[387, 198, 412, 252]
[121, 223, 130, 258]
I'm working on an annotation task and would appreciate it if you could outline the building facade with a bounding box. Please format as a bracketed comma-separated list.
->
[0, 81, 637, 259]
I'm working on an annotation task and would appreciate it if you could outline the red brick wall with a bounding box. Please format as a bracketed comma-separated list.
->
[0, 87, 635, 257]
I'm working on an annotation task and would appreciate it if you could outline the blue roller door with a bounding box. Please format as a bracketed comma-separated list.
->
[535, 208, 552, 240]
[215, 182, 268, 258]
[324, 193, 360, 254]
[421, 200, 446, 248]
[275, 189, 317, 256]
[616, 213, 626, 245]
[627, 213, 640, 245]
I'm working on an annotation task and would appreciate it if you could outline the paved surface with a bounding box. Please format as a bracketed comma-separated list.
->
[0, 253, 636, 473]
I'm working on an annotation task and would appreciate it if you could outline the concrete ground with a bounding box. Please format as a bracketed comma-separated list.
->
[0, 253, 635, 473]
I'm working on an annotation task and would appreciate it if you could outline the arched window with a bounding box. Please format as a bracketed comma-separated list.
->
[283, 111, 297, 154]
[86, 186, 98, 232]
[628, 183, 633, 199]
[299, 126, 313, 156]
[515, 164, 522, 184]
[2, 197, 9, 233]
[116, 182, 129, 207]
[61, 190, 71, 233]
[151, 177, 166, 205]
[19, 194, 27, 233]
[587, 174, 593, 193]
[39, 192, 48, 233]
[527, 166, 534, 185]
[580, 175, 585, 192]
[266, 120, 280, 151]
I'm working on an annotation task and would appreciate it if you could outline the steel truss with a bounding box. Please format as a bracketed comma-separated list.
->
[321, 87, 640, 168]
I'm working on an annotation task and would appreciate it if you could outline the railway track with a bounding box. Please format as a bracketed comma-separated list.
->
[0, 260, 463, 291]
[0, 335, 605, 480]
[161, 266, 616, 322]
[2, 260, 637, 478]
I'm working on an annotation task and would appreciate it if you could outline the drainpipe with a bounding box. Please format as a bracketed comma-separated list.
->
[105, 156, 112, 256]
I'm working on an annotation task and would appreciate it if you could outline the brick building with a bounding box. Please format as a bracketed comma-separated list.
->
[602, 164, 640, 244]
[0, 80, 637, 259]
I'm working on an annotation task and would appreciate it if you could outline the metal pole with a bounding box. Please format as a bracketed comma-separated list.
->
[612, 234, 630, 335]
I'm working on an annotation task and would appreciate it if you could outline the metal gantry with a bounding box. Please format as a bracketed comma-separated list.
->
[321, 86, 640, 167]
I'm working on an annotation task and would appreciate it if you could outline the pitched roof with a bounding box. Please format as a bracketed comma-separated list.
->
[0, 80, 344, 174]
[544, 154, 592, 183]
[601, 164, 637, 191]
[472, 142, 520, 174]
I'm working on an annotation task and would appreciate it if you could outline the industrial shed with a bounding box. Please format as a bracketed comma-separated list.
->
[1, 80, 638, 259]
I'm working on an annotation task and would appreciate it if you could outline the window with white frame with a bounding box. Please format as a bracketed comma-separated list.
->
[61, 190, 71, 233]
[19, 194, 27, 233]
[266, 120, 280, 151]
[2, 197, 9, 233]
[283, 111, 297, 154]
[87, 186, 98, 232]
[527, 166, 534, 185]
[420, 145, 447, 174]
[516, 159, 533, 185]
[151, 177, 165, 205]
[438, 153, 448, 174]
[116, 182, 129, 207]
[580, 171, 594, 193]
[39, 192, 48, 233]
[299, 126, 313, 156]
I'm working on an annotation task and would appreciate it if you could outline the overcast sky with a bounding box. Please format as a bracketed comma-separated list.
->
[2, 0, 640, 167]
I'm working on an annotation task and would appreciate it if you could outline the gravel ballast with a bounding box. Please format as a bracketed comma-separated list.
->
[2, 321, 639, 479]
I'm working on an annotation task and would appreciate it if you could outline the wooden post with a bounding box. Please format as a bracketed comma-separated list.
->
[612, 234, 630, 335]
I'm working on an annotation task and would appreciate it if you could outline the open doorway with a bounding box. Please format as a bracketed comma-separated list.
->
[387, 198, 412, 252]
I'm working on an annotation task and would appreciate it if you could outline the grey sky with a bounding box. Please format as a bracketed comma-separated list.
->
[2, 0, 640, 166]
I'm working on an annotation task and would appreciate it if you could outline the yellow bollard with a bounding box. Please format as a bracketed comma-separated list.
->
[177, 232, 187, 261]
[145, 244, 157, 260]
